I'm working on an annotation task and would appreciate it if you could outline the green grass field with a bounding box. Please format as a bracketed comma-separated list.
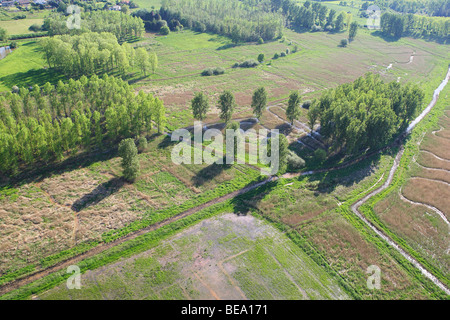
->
[0, 40, 65, 92]
[0, 18, 43, 35]
[132, 0, 162, 10]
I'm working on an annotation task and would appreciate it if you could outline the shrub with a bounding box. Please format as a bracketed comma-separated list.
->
[257, 53, 265, 63]
[280, 51, 286, 57]
[194, 21, 206, 33]
[312, 25, 323, 32]
[232, 62, 239, 68]
[11, 86, 19, 93]
[201, 68, 214, 76]
[213, 67, 225, 75]
[137, 136, 148, 153]
[28, 24, 42, 32]
[286, 48, 290, 55]
[9, 32, 47, 40]
[287, 151, 305, 170]
[239, 59, 259, 68]
[273, 53, 279, 59]
[314, 148, 327, 162]
[257, 37, 264, 45]
[340, 39, 348, 47]
[159, 26, 170, 35]
[302, 100, 312, 109]
[13, 15, 26, 20]
[9, 41, 18, 49]
[292, 45, 298, 53]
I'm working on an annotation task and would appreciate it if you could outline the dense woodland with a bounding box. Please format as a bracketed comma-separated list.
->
[375, 0, 450, 17]
[311, 73, 424, 154]
[40, 32, 157, 78]
[380, 11, 449, 39]
[160, 0, 284, 42]
[272, 0, 348, 32]
[44, 11, 145, 41]
[0, 75, 166, 175]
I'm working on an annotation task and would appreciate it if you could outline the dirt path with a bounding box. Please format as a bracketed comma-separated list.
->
[217, 250, 249, 300]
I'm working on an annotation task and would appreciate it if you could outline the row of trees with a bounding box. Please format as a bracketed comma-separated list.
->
[190, 86, 305, 131]
[41, 32, 157, 78]
[190, 87, 267, 124]
[380, 12, 449, 39]
[0, 75, 166, 175]
[380, 0, 450, 17]
[271, 0, 351, 32]
[131, 9, 174, 33]
[190, 87, 293, 173]
[159, 0, 284, 42]
[44, 11, 145, 41]
[308, 73, 424, 154]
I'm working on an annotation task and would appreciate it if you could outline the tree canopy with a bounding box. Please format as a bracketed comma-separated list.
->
[312, 73, 424, 154]
[0, 75, 166, 175]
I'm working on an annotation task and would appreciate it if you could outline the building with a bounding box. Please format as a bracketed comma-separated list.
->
[0, 1, 15, 7]
[109, 5, 121, 11]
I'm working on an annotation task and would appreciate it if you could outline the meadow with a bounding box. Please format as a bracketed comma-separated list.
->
[0, 18, 43, 35]
[0, 2, 449, 300]
[37, 213, 349, 300]
[0, 134, 261, 281]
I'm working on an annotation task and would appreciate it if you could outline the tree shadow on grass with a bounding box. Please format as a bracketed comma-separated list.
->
[0, 68, 65, 90]
[157, 133, 177, 149]
[1, 147, 119, 190]
[304, 151, 384, 196]
[275, 123, 294, 136]
[191, 156, 230, 187]
[370, 30, 448, 44]
[71, 177, 125, 212]
[229, 177, 279, 216]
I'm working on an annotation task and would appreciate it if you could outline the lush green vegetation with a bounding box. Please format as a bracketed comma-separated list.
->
[40, 32, 157, 78]
[313, 73, 424, 154]
[380, 11, 449, 40]
[160, 0, 283, 42]
[376, 0, 450, 17]
[0, 75, 165, 175]
[43, 11, 145, 40]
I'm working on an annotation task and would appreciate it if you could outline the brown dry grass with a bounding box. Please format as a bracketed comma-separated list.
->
[420, 133, 450, 160]
[416, 151, 450, 171]
[402, 177, 450, 219]
[374, 191, 449, 275]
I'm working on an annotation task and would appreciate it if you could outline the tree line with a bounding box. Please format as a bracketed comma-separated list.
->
[374, 0, 450, 17]
[380, 11, 449, 40]
[271, 0, 350, 32]
[159, 0, 284, 42]
[0, 75, 166, 175]
[44, 10, 145, 41]
[308, 73, 424, 155]
[41, 32, 157, 78]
